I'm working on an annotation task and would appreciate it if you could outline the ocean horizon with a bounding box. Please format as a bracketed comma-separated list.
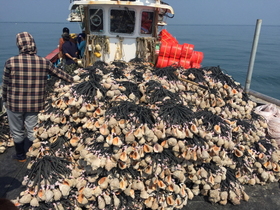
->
[0, 22, 279, 99]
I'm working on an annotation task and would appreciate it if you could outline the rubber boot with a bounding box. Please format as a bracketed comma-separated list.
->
[13, 141, 26, 162]
[24, 139, 33, 154]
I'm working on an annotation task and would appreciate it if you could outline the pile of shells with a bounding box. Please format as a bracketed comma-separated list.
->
[0, 113, 14, 153]
[13, 61, 280, 209]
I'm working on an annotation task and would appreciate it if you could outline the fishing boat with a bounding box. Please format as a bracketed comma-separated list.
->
[46, 0, 203, 69]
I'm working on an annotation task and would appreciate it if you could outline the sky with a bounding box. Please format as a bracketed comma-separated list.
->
[0, 0, 279, 25]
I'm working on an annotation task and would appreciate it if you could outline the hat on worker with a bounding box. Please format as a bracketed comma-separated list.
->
[62, 27, 70, 34]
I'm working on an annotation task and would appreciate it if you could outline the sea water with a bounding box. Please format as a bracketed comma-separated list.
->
[0, 22, 279, 99]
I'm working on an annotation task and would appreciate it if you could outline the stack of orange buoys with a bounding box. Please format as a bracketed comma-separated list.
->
[156, 29, 204, 69]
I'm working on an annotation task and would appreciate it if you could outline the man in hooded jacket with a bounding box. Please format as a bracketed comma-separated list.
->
[2, 32, 73, 162]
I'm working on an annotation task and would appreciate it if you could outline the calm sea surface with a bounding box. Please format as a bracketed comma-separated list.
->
[0, 22, 279, 99]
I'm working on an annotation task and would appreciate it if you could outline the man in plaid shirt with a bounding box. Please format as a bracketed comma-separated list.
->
[2, 32, 73, 162]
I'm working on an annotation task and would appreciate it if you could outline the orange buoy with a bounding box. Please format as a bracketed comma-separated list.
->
[181, 43, 194, 59]
[191, 51, 204, 64]
[179, 58, 191, 69]
[167, 57, 179, 66]
[159, 42, 172, 57]
[191, 63, 201, 68]
[169, 44, 182, 59]
[159, 29, 178, 44]
[156, 56, 169, 68]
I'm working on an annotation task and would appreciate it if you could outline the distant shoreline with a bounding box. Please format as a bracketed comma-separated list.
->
[1, 21, 280, 27]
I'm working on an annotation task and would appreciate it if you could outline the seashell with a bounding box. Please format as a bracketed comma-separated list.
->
[118, 119, 127, 129]
[166, 195, 175, 206]
[37, 189, 46, 201]
[186, 187, 194, 200]
[45, 189, 54, 202]
[268, 173, 276, 183]
[173, 170, 186, 182]
[153, 128, 166, 139]
[95, 89, 103, 100]
[212, 155, 222, 165]
[153, 143, 163, 153]
[143, 144, 153, 153]
[98, 195, 106, 209]
[219, 191, 228, 203]
[85, 103, 95, 112]
[272, 163, 280, 172]
[53, 189, 62, 201]
[144, 165, 153, 175]
[258, 152, 268, 163]
[110, 178, 120, 191]
[118, 161, 127, 169]
[79, 104, 87, 113]
[94, 107, 105, 116]
[105, 134, 114, 145]
[30, 197, 39, 207]
[258, 143, 267, 153]
[103, 82, 112, 89]
[161, 140, 169, 149]
[112, 136, 123, 147]
[201, 149, 210, 160]
[260, 171, 269, 182]
[210, 145, 221, 156]
[108, 125, 119, 135]
[19, 193, 32, 205]
[70, 136, 80, 147]
[167, 137, 177, 147]
[166, 183, 175, 192]
[151, 198, 159, 209]
[172, 126, 186, 139]
[105, 157, 117, 171]
[171, 143, 179, 156]
[214, 124, 221, 134]
[130, 150, 141, 160]
[164, 174, 173, 185]
[103, 191, 112, 205]
[77, 192, 88, 205]
[156, 179, 166, 189]
[100, 124, 110, 136]
[98, 177, 109, 189]
[125, 130, 135, 143]
[117, 178, 127, 191]
[229, 190, 240, 205]
[76, 178, 87, 190]
[190, 124, 198, 134]
[92, 186, 102, 197]
[113, 193, 120, 208]
[140, 190, 150, 199]
[144, 196, 154, 208]
[208, 189, 220, 203]
[263, 161, 273, 170]
[185, 127, 194, 138]
[176, 140, 185, 150]
[242, 191, 250, 202]
[248, 176, 256, 185]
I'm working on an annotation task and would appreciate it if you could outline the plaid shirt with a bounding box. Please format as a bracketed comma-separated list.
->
[2, 32, 73, 112]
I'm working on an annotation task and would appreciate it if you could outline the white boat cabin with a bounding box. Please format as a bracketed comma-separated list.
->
[67, 0, 174, 66]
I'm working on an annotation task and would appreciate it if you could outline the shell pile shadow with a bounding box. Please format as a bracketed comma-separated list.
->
[15, 62, 280, 210]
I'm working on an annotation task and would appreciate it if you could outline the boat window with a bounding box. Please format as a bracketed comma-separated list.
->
[89, 9, 104, 32]
[141, 11, 154, 34]
[110, 9, 135, 34]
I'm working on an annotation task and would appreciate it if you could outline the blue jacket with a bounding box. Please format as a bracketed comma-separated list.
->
[77, 40, 86, 58]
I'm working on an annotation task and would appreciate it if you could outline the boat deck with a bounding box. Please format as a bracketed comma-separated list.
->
[1, 146, 280, 209]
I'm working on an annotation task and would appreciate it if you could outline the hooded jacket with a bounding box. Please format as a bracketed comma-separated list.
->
[2, 32, 73, 112]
